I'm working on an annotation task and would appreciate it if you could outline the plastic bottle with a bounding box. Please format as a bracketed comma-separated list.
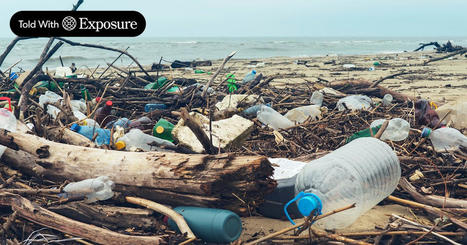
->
[144, 76, 168, 90]
[194, 69, 206, 74]
[94, 100, 113, 127]
[370, 118, 410, 141]
[152, 119, 174, 142]
[436, 98, 467, 129]
[421, 127, 467, 152]
[70, 100, 87, 113]
[256, 105, 294, 130]
[382, 94, 393, 106]
[310, 91, 324, 106]
[70, 123, 111, 146]
[241, 70, 256, 84]
[115, 128, 174, 151]
[80, 119, 100, 128]
[241, 103, 271, 117]
[284, 105, 321, 124]
[288, 137, 400, 229]
[167, 206, 242, 243]
[144, 103, 167, 112]
[129, 116, 153, 130]
[81, 86, 91, 100]
[105, 117, 131, 129]
[346, 125, 382, 143]
[62, 176, 114, 203]
[337, 95, 372, 111]
[38, 91, 62, 108]
[0, 109, 17, 157]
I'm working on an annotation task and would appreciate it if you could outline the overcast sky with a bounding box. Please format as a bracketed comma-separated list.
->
[1, 0, 466, 37]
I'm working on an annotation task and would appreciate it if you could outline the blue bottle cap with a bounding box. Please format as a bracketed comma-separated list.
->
[70, 123, 80, 131]
[421, 128, 431, 138]
[252, 70, 257, 74]
[297, 194, 322, 217]
[284, 192, 322, 225]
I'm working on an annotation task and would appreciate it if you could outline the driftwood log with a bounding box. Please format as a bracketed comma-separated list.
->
[0, 130, 275, 215]
[329, 79, 414, 102]
[0, 192, 163, 245]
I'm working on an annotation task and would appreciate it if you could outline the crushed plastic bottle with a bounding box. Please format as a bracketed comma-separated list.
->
[284, 105, 321, 124]
[288, 137, 400, 229]
[421, 127, 467, 152]
[337, 95, 372, 111]
[115, 128, 175, 151]
[310, 91, 324, 107]
[256, 105, 294, 130]
[241, 70, 256, 84]
[129, 116, 153, 130]
[105, 117, 131, 129]
[0, 109, 17, 157]
[436, 98, 467, 129]
[62, 176, 114, 203]
[370, 118, 410, 141]
[70, 123, 111, 146]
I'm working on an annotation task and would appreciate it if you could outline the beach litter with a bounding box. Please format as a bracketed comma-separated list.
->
[0, 9, 466, 245]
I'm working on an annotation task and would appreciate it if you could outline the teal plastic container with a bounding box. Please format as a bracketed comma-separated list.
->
[168, 206, 242, 243]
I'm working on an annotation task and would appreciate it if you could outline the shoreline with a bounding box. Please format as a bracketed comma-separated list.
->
[91, 50, 465, 104]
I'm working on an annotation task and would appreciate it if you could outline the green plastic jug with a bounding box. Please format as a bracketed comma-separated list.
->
[152, 118, 174, 142]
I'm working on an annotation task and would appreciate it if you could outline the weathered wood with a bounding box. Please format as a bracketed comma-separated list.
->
[0, 192, 163, 245]
[47, 127, 96, 147]
[49, 202, 159, 230]
[180, 108, 218, 154]
[329, 79, 414, 102]
[201, 51, 236, 98]
[399, 178, 467, 208]
[0, 130, 275, 213]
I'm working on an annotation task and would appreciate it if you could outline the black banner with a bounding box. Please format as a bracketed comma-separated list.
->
[10, 11, 146, 37]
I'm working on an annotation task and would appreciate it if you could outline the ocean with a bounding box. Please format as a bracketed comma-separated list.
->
[1, 36, 466, 71]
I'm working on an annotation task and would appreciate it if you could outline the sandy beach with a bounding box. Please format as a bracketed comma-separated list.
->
[151, 50, 466, 105]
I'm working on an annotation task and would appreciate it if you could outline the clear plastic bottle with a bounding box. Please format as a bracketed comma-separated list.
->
[62, 176, 114, 203]
[115, 128, 175, 151]
[370, 118, 410, 141]
[421, 127, 467, 152]
[241, 70, 256, 84]
[290, 137, 400, 229]
[0, 109, 17, 157]
[284, 105, 321, 124]
[256, 105, 294, 130]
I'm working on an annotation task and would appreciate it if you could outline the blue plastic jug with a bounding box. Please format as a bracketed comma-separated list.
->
[70, 123, 111, 146]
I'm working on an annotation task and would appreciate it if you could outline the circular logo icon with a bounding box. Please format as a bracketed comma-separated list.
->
[62, 16, 77, 31]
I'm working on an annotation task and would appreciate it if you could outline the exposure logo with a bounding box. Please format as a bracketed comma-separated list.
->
[10, 11, 145, 37]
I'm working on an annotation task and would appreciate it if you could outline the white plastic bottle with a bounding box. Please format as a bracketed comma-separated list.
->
[370, 118, 410, 141]
[62, 176, 114, 203]
[256, 105, 294, 130]
[337, 95, 372, 111]
[0, 109, 17, 157]
[115, 128, 175, 151]
[310, 91, 324, 106]
[284, 105, 321, 124]
[289, 137, 400, 229]
[421, 127, 467, 152]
